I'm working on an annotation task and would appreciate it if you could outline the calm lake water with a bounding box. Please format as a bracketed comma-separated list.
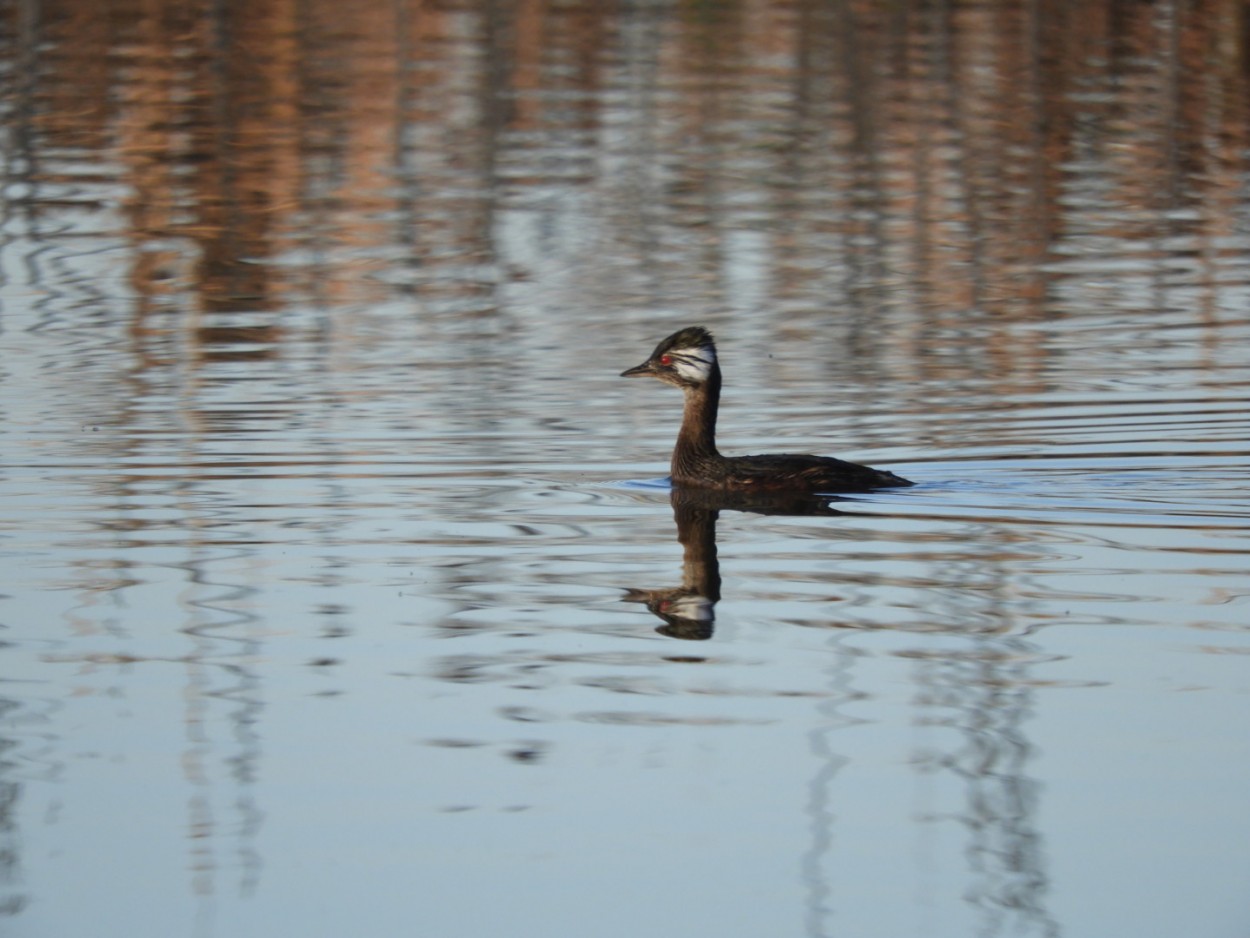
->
[2, 1, 1249, 936]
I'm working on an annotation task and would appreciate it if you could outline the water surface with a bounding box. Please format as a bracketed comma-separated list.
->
[1, 2, 1249, 936]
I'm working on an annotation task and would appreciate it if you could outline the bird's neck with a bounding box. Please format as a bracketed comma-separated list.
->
[673, 365, 722, 479]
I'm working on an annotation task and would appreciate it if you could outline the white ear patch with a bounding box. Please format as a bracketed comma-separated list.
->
[671, 344, 716, 382]
[669, 594, 714, 621]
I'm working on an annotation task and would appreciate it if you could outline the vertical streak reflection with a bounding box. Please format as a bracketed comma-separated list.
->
[801, 634, 857, 938]
[180, 546, 266, 907]
[912, 640, 1060, 938]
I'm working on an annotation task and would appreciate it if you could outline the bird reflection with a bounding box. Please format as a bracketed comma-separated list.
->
[624, 486, 843, 640]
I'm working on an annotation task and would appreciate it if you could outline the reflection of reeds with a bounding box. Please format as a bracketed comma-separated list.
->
[908, 641, 1060, 938]
[5, 0, 1246, 381]
[800, 624, 1060, 936]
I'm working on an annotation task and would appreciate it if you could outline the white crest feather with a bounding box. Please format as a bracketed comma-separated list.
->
[671, 344, 715, 382]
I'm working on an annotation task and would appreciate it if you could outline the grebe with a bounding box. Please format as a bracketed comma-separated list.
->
[621, 326, 912, 493]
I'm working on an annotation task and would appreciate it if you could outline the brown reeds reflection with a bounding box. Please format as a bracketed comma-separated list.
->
[21, 4, 1244, 525]
[7, 0, 1245, 377]
[624, 486, 843, 640]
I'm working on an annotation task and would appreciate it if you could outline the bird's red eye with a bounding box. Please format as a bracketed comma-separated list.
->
[659, 354, 672, 366]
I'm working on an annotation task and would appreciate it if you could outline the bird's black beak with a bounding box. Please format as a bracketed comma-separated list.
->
[620, 360, 655, 378]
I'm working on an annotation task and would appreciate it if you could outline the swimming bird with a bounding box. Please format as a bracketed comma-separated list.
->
[621, 326, 912, 493]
